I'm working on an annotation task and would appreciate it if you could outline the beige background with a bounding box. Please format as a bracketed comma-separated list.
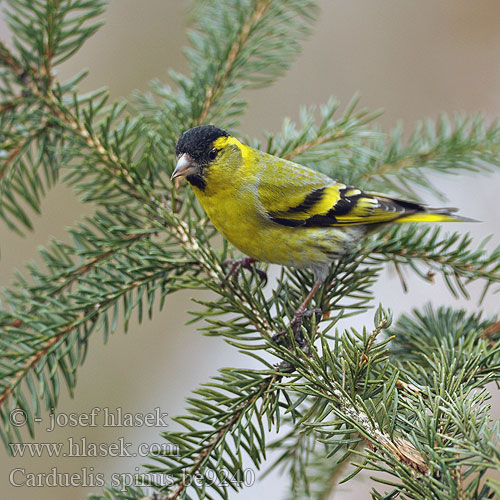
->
[1, 1, 499, 499]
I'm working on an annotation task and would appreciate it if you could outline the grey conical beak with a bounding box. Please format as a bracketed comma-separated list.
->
[171, 153, 199, 180]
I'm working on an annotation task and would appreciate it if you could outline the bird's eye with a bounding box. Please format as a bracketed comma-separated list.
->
[208, 148, 218, 161]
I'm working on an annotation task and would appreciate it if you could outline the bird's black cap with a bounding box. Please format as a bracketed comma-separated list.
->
[175, 125, 228, 164]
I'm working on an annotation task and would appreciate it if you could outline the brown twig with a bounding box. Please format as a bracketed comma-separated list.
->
[370, 247, 500, 285]
[0, 260, 179, 409]
[361, 153, 437, 182]
[0, 40, 140, 200]
[284, 129, 347, 160]
[52, 231, 151, 294]
[480, 320, 500, 340]
[0, 42, 26, 80]
[0, 96, 25, 114]
[0, 41, 40, 95]
[42, 0, 61, 87]
[480, 320, 500, 347]
[0, 122, 52, 182]
[0, 325, 75, 406]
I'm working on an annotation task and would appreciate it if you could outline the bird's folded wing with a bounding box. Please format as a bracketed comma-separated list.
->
[253, 153, 427, 228]
[263, 185, 418, 227]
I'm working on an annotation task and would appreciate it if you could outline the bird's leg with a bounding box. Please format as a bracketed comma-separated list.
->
[273, 280, 323, 373]
[273, 279, 322, 346]
[289, 280, 322, 339]
[222, 257, 268, 283]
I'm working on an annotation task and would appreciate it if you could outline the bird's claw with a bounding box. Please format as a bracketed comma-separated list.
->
[290, 307, 322, 340]
[273, 307, 323, 347]
[303, 307, 322, 322]
[222, 257, 267, 283]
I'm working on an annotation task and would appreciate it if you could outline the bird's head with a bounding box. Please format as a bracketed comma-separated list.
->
[172, 125, 242, 191]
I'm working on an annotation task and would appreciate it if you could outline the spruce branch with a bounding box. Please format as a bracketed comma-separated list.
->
[195, 0, 273, 125]
[367, 225, 500, 299]
[278, 306, 500, 499]
[185, 0, 316, 127]
[0, 0, 106, 231]
[283, 308, 428, 476]
[260, 105, 500, 202]
[4, 0, 105, 72]
[157, 374, 277, 500]
[139, 307, 428, 500]
[1, 1, 500, 499]
[139, 309, 391, 500]
[265, 397, 361, 500]
[251, 95, 381, 180]
[355, 114, 500, 200]
[0, 211, 212, 446]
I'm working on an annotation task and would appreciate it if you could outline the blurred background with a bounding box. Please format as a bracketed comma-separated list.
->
[1, 1, 499, 498]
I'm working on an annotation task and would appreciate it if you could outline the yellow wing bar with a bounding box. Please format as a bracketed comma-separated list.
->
[267, 185, 469, 228]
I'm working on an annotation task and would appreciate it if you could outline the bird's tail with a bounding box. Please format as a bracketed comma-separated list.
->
[395, 207, 478, 223]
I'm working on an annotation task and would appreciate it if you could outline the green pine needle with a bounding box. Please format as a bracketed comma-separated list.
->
[0, 1, 499, 499]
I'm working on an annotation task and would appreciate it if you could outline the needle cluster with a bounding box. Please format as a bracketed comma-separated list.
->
[0, 1, 499, 499]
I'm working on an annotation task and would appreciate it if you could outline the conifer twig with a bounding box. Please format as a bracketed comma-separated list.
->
[283, 128, 349, 160]
[1, 2, 499, 499]
[197, 0, 272, 124]
[164, 376, 276, 500]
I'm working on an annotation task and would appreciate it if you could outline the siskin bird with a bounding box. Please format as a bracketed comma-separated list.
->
[172, 125, 473, 331]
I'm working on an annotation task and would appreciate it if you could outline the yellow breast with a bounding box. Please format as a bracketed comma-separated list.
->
[188, 138, 355, 269]
[192, 181, 346, 269]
